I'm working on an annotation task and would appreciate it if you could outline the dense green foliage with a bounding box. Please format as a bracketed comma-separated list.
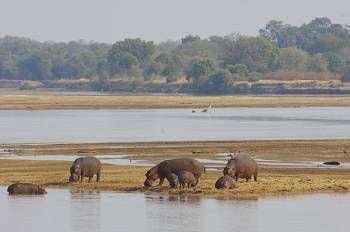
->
[1, 17, 350, 92]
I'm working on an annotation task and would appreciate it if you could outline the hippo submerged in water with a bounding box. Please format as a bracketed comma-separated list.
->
[7, 183, 47, 195]
[223, 155, 258, 182]
[69, 157, 101, 183]
[215, 175, 237, 189]
[144, 158, 205, 187]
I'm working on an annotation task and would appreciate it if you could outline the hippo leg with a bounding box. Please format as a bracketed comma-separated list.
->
[97, 172, 100, 182]
[158, 177, 165, 187]
[254, 171, 258, 181]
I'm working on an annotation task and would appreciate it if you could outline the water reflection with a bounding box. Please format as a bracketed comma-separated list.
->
[0, 187, 349, 232]
[70, 190, 101, 232]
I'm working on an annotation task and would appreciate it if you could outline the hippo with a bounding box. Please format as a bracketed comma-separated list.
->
[215, 175, 237, 189]
[7, 183, 47, 195]
[69, 156, 101, 183]
[144, 158, 205, 187]
[166, 173, 179, 188]
[223, 155, 258, 182]
[178, 170, 197, 188]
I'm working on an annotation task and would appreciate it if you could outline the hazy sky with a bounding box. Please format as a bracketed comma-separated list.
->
[0, 0, 350, 43]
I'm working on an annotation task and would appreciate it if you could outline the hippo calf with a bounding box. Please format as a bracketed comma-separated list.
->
[223, 155, 258, 182]
[215, 175, 236, 189]
[144, 158, 205, 187]
[7, 183, 47, 195]
[178, 170, 196, 188]
[69, 156, 101, 183]
[166, 173, 179, 188]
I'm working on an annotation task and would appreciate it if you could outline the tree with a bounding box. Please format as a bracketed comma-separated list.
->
[205, 70, 232, 92]
[107, 39, 155, 75]
[222, 35, 279, 72]
[323, 52, 343, 72]
[0, 53, 18, 79]
[186, 58, 216, 83]
[18, 52, 52, 80]
[226, 64, 248, 77]
[181, 35, 200, 44]
[277, 47, 311, 71]
[259, 20, 299, 48]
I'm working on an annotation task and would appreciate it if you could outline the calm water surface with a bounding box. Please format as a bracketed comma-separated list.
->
[0, 107, 350, 144]
[0, 187, 349, 232]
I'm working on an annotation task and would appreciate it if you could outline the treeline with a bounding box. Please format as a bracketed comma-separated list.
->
[1, 17, 350, 93]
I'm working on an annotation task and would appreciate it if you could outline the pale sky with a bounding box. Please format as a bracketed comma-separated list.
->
[0, 0, 350, 43]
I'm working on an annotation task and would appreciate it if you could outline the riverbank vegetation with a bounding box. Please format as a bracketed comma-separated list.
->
[2, 18, 350, 94]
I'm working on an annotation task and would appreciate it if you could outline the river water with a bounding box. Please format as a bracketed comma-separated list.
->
[0, 107, 349, 144]
[0, 187, 349, 232]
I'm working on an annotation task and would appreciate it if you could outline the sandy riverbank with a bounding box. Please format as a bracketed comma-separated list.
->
[1, 93, 350, 109]
[1, 139, 350, 198]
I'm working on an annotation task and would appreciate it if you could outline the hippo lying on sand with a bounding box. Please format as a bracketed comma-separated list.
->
[178, 170, 196, 188]
[223, 155, 258, 182]
[215, 175, 236, 189]
[144, 158, 205, 187]
[69, 156, 101, 183]
[7, 183, 47, 195]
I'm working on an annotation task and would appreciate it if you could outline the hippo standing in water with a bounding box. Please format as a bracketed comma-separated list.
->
[69, 157, 101, 183]
[215, 175, 237, 189]
[223, 155, 258, 182]
[178, 170, 197, 188]
[144, 158, 205, 187]
[7, 183, 47, 195]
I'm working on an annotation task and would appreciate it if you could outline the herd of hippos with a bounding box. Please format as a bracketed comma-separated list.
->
[7, 155, 258, 195]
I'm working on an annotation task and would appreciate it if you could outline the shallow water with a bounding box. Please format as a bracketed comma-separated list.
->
[0, 187, 349, 232]
[2, 153, 350, 170]
[0, 107, 350, 143]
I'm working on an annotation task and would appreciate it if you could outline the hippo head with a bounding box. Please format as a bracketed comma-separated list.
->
[69, 174, 79, 182]
[37, 186, 47, 195]
[223, 166, 236, 177]
[144, 167, 159, 187]
[69, 165, 81, 182]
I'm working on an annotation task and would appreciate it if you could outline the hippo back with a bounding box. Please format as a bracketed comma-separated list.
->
[215, 175, 236, 189]
[159, 158, 205, 179]
[71, 157, 101, 175]
[7, 183, 47, 195]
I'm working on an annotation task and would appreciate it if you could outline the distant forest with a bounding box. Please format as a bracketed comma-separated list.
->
[1, 17, 350, 93]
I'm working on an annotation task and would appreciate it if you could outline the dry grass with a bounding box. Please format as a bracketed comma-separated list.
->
[262, 71, 340, 81]
[1, 93, 350, 109]
[1, 160, 350, 198]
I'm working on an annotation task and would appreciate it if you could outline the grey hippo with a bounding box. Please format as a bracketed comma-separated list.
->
[69, 156, 101, 183]
[223, 155, 258, 182]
